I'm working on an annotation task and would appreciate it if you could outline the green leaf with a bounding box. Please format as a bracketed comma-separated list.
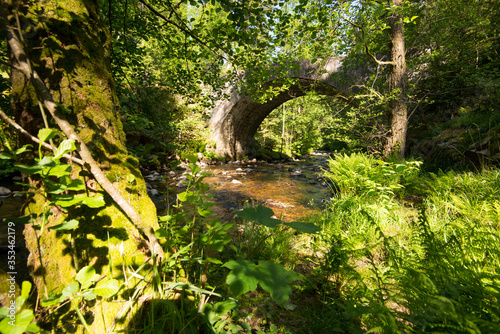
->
[162, 282, 222, 297]
[37, 156, 54, 166]
[94, 279, 120, 297]
[154, 227, 169, 239]
[54, 194, 105, 208]
[43, 164, 72, 177]
[15, 163, 45, 175]
[40, 293, 63, 307]
[3, 214, 37, 225]
[126, 174, 136, 184]
[81, 289, 97, 301]
[201, 257, 223, 265]
[190, 164, 202, 175]
[37, 128, 58, 144]
[0, 309, 37, 334]
[198, 207, 212, 217]
[185, 154, 198, 164]
[25, 322, 40, 333]
[80, 195, 105, 208]
[15, 145, 32, 155]
[45, 179, 67, 194]
[282, 221, 321, 234]
[236, 206, 280, 228]
[75, 266, 98, 289]
[223, 260, 301, 308]
[177, 191, 192, 202]
[54, 139, 76, 159]
[59, 176, 85, 191]
[20, 281, 31, 302]
[50, 219, 79, 232]
[223, 260, 259, 296]
[0, 151, 15, 159]
[158, 214, 173, 222]
[213, 300, 238, 315]
[254, 261, 301, 307]
[62, 283, 79, 297]
[395, 165, 406, 173]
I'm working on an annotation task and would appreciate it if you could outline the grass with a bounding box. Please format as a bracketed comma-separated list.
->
[236, 153, 500, 333]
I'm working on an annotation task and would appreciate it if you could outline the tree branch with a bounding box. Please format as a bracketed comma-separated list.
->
[0, 108, 84, 165]
[343, 17, 396, 66]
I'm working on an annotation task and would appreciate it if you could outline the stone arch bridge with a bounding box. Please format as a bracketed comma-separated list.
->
[208, 57, 366, 158]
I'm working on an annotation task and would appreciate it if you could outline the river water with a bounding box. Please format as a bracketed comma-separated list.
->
[149, 151, 333, 223]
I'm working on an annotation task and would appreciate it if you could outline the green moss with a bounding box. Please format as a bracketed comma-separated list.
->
[14, 1, 159, 332]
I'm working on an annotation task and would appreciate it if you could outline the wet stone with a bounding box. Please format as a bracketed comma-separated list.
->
[0, 187, 11, 198]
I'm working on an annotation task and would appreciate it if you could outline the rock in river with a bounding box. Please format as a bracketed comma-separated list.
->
[0, 187, 11, 198]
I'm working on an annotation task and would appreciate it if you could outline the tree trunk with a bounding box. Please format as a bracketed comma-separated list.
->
[2, 0, 159, 332]
[384, 0, 408, 157]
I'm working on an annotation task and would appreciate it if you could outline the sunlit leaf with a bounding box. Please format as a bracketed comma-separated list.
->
[43, 164, 72, 177]
[126, 174, 136, 184]
[94, 279, 120, 297]
[0, 151, 15, 159]
[54, 139, 76, 159]
[177, 191, 193, 202]
[81, 289, 97, 301]
[15, 145, 32, 155]
[198, 207, 212, 217]
[18, 281, 31, 308]
[159, 214, 173, 222]
[79, 194, 105, 208]
[62, 283, 79, 297]
[37, 128, 58, 144]
[54, 194, 105, 208]
[75, 266, 98, 289]
[0, 309, 37, 334]
[185, 154, 198, 164]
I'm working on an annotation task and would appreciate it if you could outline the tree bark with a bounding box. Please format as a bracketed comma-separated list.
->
[384, 0, 408, 157]
[1, 0, 160, 332]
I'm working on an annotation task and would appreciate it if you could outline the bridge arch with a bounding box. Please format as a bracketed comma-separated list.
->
[208, 57, 363, 158]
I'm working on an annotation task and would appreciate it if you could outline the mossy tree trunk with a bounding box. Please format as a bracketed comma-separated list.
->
[3, 0, 159, 332]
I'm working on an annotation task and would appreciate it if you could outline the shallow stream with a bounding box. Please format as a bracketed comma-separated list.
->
[147, 151, 333, 222]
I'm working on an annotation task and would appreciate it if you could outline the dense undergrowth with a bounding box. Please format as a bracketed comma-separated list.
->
[293, 154, 500, 333]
